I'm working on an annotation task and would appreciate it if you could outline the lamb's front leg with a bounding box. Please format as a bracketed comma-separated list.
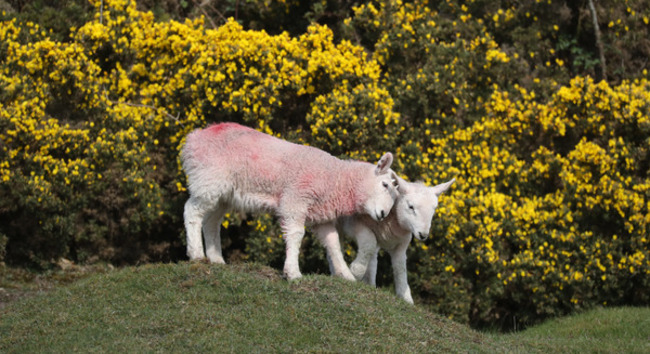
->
[202, 207, 227, 264]
[388, 241, 414, 304]
[314, 222, 355, 281]
[361, 247, 380, 286]
[348, 225, 378, 281]
[184, 196, 208, 261]
[281, 218, 307, 280]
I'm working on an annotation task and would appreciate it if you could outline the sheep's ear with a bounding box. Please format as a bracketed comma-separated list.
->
[375, 152, 394, 175]
[431, 178, 455, 196]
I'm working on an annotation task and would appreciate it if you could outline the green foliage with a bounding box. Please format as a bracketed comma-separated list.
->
[1, 0, 93, 42]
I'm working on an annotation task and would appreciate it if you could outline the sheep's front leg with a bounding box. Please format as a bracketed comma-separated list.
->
[202, 206, 227, 264]
[348, 225, 378, 281]
[314, 222, 355, 281]
[388, 241, 414, 304]
[281, 219, 306, 280]
[184, 196, 208, 261]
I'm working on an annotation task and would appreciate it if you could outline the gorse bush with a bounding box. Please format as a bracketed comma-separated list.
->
[0, 0, 397, 267]
[338, 0, 650, 328]
[411, 77, 650, 327]
[1, 0, 648, 330]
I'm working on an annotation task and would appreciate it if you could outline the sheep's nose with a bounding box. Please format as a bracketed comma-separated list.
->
[380, 210, 386, 219]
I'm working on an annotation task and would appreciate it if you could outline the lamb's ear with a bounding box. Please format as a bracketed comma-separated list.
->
[375, 152, 394, 175]
[431, 178, 456, 196]
[391, 171, 400, 189]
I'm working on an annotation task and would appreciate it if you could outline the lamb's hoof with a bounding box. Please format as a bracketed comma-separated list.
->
[283, 270, 303, 281]
[401, 295, 415, 305]
[187, 252, 206, 262]
[350, 263, 367, 280]
[337, 270, 356, 281]
[207, 256, 226, 265]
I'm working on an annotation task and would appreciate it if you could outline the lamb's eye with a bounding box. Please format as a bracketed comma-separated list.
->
[408, 203, 415, 211]
[382, 181, 389, 188]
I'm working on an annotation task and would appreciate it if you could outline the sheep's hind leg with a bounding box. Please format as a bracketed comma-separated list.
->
[202, 205, 227, 264]
[184, 196, 208, 261]
[314, 222, 355, 281]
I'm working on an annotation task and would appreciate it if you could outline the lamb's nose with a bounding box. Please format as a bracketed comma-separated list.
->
[380, 210, 386, 219]
[418, 232, 425, 239]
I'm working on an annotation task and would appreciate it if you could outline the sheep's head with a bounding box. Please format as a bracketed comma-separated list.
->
[394, 177, 455, 241]
[363, 152, 399, 222]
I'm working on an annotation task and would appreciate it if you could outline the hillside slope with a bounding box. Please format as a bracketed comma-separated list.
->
[0, 262, 503, 352]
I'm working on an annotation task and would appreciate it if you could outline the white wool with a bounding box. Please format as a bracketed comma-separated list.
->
[320, 176, 455, 303]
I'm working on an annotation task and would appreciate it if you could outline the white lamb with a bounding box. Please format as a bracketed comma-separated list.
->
[321, 176, 455, 303]
[181, 122, 399, 280]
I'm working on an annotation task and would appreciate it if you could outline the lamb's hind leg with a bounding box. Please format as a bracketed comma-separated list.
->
[184, 196, 208, 261]
[202, 205, 227, 264]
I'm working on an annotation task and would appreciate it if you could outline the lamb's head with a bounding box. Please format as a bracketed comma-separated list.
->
[394, 177, 455, 241]
[362, 152, 399, 222]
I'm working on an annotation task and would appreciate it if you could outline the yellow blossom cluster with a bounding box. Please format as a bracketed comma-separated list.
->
[413, 76, 650, 326]
[306, 82, 400, 159]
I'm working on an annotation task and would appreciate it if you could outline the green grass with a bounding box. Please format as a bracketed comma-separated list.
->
[0, 262, 499, 352]
[1, 262, 648, 353]
[495, 306, 650, 353]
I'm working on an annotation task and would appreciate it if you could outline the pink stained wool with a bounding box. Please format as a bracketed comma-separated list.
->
[181, 122, 398, 280]
[184, 123, 378, 223]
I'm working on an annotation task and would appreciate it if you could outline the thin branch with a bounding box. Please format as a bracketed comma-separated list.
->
[587, 0, 607, 81]
[191, 0, 219, 29]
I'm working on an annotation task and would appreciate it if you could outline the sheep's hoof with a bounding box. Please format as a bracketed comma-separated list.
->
[337, 270, 356, 281]
[350, 263, 367, 280]
[206, 255, 226, 264]
[187, 252, 206, 262]
[283, 270, 303, 281]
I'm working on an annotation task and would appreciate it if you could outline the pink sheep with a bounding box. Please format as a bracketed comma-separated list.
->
[321, 176, 455, 303]
[181, 122, 399, 280]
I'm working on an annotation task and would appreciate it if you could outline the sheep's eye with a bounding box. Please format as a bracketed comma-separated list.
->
[382, 181, 389, 188]
[408, 203, 415, 211]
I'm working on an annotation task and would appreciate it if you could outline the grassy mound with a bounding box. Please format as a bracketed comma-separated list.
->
[497, 306, 650, 353]
[0, 262, 501, 352]
[3, 262, 648, 352]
